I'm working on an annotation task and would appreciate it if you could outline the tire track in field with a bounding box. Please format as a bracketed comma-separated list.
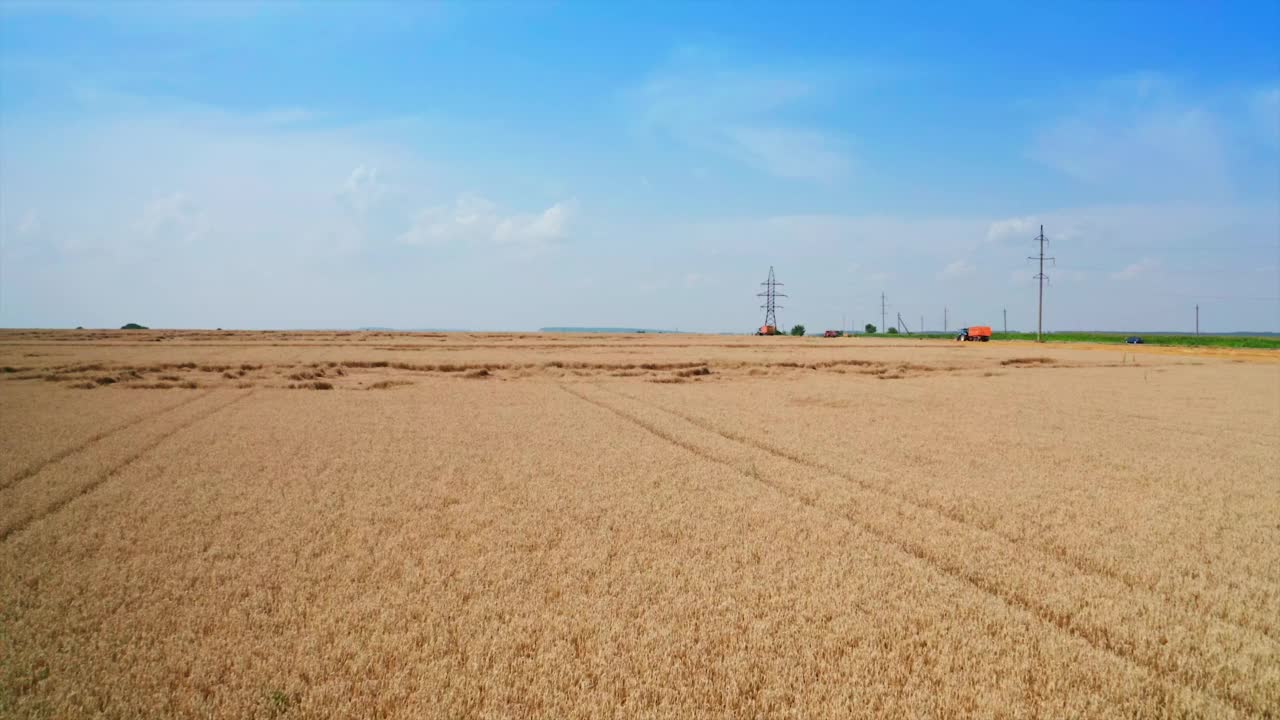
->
[604, 383, 1280, 644]
[595, 384, 1280, 716]
[559, 384, 1253, 717]
[0, 391, 210, 491]
[0, 391, 254, 543]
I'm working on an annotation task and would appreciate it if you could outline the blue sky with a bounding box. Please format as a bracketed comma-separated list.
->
[1, 2, 1277, 332]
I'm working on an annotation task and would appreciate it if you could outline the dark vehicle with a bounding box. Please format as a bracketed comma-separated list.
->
[1125, 336, 1144, 344]
[823, 330, 843, 337]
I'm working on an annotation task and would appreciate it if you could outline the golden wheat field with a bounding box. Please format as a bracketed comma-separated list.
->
[0, 329, 1277, 719]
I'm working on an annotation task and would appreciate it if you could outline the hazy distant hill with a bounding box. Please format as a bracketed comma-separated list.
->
[540, 327, 682, 334]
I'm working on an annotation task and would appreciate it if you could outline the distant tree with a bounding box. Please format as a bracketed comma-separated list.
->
[790, 324, 806, 336]
[887, 327, 899, 334]
[121, 323, 148, 330]
[865, 323, 877, 334]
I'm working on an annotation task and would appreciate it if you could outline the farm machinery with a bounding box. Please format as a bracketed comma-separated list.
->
[956, 326, 992, 342]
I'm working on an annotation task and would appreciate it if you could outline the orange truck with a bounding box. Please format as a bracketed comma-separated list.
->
[758, 325, 779, 335]
[956, 326, 992, 342]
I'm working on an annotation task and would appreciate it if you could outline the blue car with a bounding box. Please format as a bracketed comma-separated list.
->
[1125, 336, 1143, 344]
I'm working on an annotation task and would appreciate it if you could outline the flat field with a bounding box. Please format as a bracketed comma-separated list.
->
[1, 329, 1277, 719]
[913, 331, 1280, 349]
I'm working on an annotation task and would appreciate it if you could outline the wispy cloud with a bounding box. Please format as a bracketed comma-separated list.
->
[16, 209, 41, 236]
[134, 192, 208, 248]
[1112, 257, 1161, 280]
[398, 195, 497, 247]
[338, 165, 388, 214]
[725, 127, 848, 181]
[940, 259, 975, 278]
[1028, 73, 1252, 201]
[631, 49, 852, 181]
[1252, 86, 1280, 148]
[494, 201, 574, 252]
[986, 216, 1038, 244]
[683, 272, 707, 288]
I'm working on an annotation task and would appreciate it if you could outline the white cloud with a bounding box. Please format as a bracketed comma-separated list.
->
[339, 165, 384, 213]
[17, 209, 41, 236]
[398, 195, 495, 247]
[986, 216, 1037, 244]
[1112, 257, 1160, 280]
[135, 192, 207, 246]
[398, 195, 573, 256]
[987, 217, 1086, 250]
[940, 259, 975, 278]
[494, 201, 572, 247]
[867, 271, 893, 286]
[397, 207, 456, 247]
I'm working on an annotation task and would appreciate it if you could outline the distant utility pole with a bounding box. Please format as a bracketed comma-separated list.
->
[1196, 304, 1200, 335]
[1028, 225, 1055, 342]
[881, 292, 887, 333]
[1003, 308, 1007, 334]
[944, 307, 948, 334]
[758, 266, 786, 330]
[920, 315, 924, 333]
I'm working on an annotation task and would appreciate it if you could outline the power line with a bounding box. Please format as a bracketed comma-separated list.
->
[1071, 244, 1278, 253]
[1153, 292, 1280, 302]
[1053, 265, 1262, 276]
[1028, 225, 1056, 342]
